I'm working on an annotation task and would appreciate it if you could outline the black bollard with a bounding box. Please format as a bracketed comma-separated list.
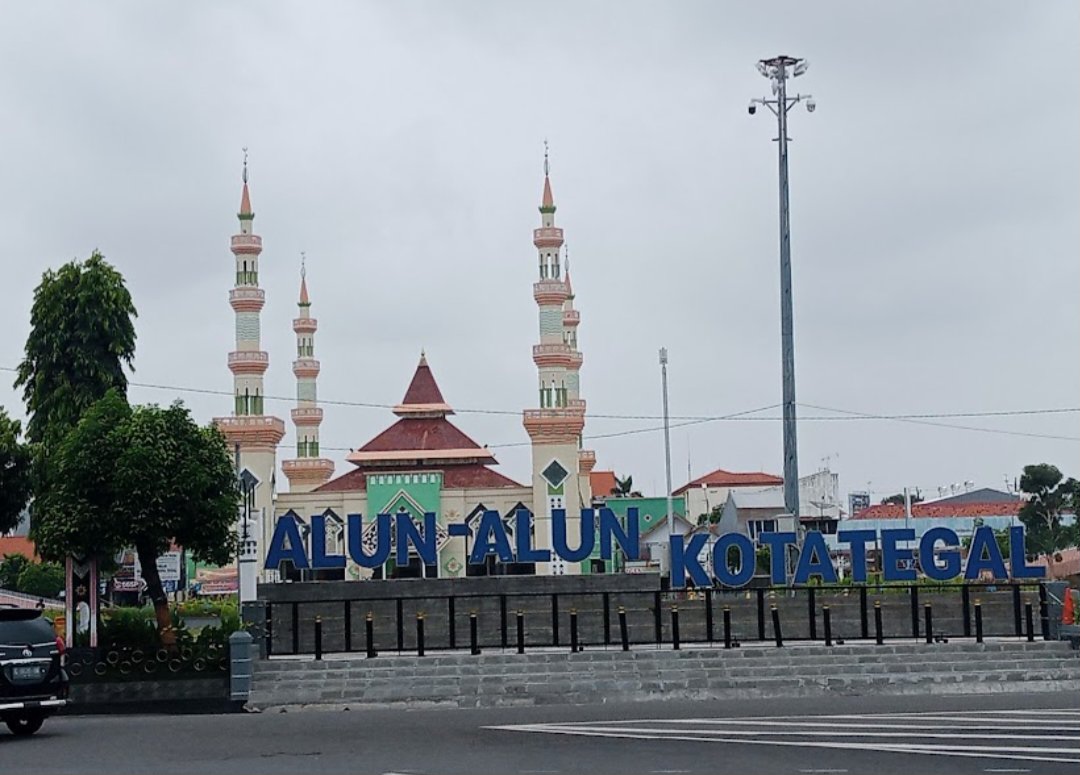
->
[924, 604, 933, 645]
[671, 606, 680, 651]
[974, 600, 984, 643]
[470, 612, 480, 655]
[570, 608, 580, 653]
[365, 611, 376, 658]
[314, 616, 323, 661]
[516, 610, 525, 654]
[1039, 584, 1050, 640]
[771, 605, 783, 648]
[416, 613, 425, 657]
[618, 605, 629, 652]
[705, 589, 714, 643]
[723, 606, 732, 650]
[823, 605, 833, 647]
[1025, 602, 1035, 643]
[874, 601, 884, 645]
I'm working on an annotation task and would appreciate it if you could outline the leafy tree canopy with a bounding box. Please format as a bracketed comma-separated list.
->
[611, 474, 643, 498]
[15, 562, 65, 599]
[0, 553, 32, 590]
[41, 390, 239, 642]
[1018, 464, 1079, 558]
[880, 490, 924, 506]
[0, 408, 32, 534]
[14, 251, 136, 449]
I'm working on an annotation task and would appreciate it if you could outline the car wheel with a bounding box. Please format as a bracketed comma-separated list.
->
[6, 715, 45, 736]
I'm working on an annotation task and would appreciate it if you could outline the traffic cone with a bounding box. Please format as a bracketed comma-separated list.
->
[1063, 587, 1075, 625]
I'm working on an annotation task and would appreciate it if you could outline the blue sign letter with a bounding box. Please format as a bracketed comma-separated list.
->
[964, 525, 1008, 580]
[311, 514, 346, 569]
[759, 531, 797, 585]
[670, 533, 710, 589]
[599, 507, 639, 561]
[514, 509, 549, 563]
[918, 527, 961, 581]
[265, 516, 308, 571]
[470, 510, 515, 564]
[837, 529, 876, 583]
[1009, 526, 1045, 579]
[396, 512, 438, 566]
[793, 531, 837, 584]
[347, 513, 390, 568]
[712, 533, 755, 587]
[552, 508, 595, 563]
[882, 529, 916, 581]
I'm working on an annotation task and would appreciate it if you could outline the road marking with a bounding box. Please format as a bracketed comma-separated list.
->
[799, 770, 848, 773]
[488, 709, 1080, 765]
[983, 769, 1031, 773]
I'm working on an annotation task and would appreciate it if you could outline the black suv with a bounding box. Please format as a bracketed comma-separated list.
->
[0, 607, 69, 736]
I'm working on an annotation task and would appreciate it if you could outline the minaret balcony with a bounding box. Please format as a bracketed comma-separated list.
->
[213, 415, 285, 446]
[532, 343, 574, 368]
[533, 226, 564, 249]
[231, 234, 262, 255]
[229, 287, 265, 312]
[291, 406, 324, 426]
[522, 409, 585, 445]
[293, 317, 318, 334]
[228, 350, 269, 374]
[293, 358, 320, 378]
[534, 281, 569, 306]
[579, 449, 597, 473]
[562, 310, 580, 326]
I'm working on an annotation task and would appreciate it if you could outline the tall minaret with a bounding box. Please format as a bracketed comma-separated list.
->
[523, 145, 594, 575]
[282, 254, 335, 493]
[213, 151, 285, 579]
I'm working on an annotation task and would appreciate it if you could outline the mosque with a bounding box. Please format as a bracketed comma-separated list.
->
[213, 153, 599, 582]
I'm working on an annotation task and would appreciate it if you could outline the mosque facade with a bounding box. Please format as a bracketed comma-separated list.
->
[213, 155, 597, 582]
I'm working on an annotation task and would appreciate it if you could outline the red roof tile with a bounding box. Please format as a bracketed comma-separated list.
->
[317, 463, 523, 493]
[353, 417, 494, 460]
[590, 470, 618, 498]
[852, 502, 1025, 520]
[400, 353, 447, 407]
[673, 468, 783, 496]
[0, 536, 38, 561]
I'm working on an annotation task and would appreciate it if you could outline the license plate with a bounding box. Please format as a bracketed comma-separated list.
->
[11, 665, 44, 681]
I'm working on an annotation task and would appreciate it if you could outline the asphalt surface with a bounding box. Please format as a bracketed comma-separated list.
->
[1, 692, 1077, 774]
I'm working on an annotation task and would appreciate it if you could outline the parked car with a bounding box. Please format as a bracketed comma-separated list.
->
[0, 606, 69, 736]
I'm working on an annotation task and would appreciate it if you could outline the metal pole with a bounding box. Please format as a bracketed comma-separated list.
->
[660, 348, 675, 576]
[775, 62, 799, 526]
[750, 56, 813, 532]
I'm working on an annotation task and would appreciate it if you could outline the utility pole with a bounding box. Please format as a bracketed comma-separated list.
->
[749, 55, 815, 537]
[660, 348, 675, 578]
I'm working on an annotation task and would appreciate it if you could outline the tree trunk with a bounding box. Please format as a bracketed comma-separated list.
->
[135, 543, 176, 648]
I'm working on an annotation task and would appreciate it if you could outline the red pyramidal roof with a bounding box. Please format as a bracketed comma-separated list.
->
[239, 182, 252, 216]
[345, 353, 499, 469]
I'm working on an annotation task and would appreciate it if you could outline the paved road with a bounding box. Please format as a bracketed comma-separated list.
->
[2, 692, 1077, 774]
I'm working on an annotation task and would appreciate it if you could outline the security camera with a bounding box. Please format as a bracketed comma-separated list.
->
[806, 97, 816, 113]
[748, 101, 757, 115]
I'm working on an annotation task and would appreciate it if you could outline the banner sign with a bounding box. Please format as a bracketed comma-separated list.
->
[265, 509, 1044, 588]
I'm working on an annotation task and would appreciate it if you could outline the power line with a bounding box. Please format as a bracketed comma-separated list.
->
[2, 365, 1076, 444]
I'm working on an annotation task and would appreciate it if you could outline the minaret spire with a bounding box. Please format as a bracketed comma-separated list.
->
[283, 254, 335, 493]
[214, 154, 285, 581]
[524, 150, 593, 575]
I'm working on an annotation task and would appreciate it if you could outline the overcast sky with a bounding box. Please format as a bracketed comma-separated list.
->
[1, 2, 1077, 507]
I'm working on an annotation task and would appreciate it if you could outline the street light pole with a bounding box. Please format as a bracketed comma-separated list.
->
[749, 55, 815, 539]
[660, 348, 675, 577]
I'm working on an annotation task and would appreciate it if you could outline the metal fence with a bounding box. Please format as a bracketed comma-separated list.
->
[261, 582, 1054, 658]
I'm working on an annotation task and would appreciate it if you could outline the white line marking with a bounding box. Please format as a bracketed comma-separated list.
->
[799, 770, 849, 773]
[983, 769, 1032, 773]
[489, 726, 1080, 765]
[628, 719, 1080, 733]
[511, 724, 1080, 743]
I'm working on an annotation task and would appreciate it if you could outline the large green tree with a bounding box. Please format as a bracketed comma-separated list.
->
[15, 252, 137, 563]
[15, 251, 137, 449]
[42, 391, 239, 644]
[1018, 464, 1079, 572]
[0, 408, 32, 535]
[0, 553, 32, 590]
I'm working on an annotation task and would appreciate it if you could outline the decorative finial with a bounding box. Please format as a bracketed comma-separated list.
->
[242, 147, 248, 184]
[300, 251, 306, 279]
[543, 139, 549, 177]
